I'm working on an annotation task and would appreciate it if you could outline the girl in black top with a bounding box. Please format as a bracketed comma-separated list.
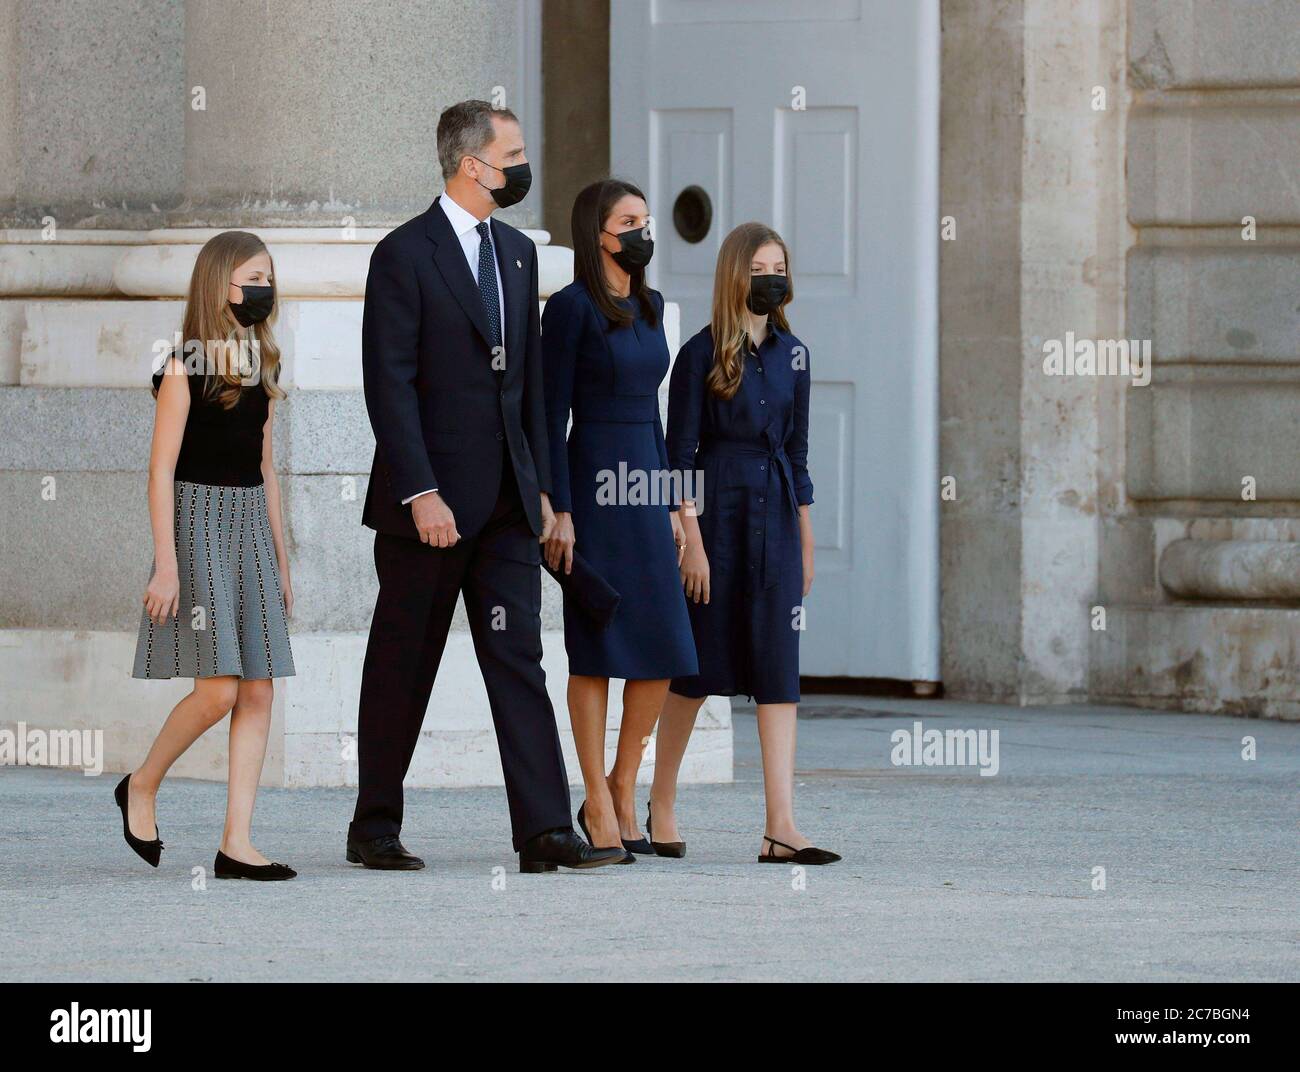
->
[115, 231, 298, 881]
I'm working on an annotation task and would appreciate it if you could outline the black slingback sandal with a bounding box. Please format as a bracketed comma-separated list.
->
[758, 835, 841, 865]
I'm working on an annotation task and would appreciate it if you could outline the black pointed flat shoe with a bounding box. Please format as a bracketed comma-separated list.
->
[214, 850, 297, 881]
[758, 835, 841, 866]
[646, 801, 685, 858]
[576, 802, 635, 864]
[114, 773, 163, 868]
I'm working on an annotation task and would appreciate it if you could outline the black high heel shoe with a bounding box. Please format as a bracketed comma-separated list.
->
[214, 850, 297, 881]
[621, 829, 654, 856]
[758, 835, 841, 865]
[113, 773, 163, 868]
[576, 802, 635, 864]
[646, 801, 685, 858]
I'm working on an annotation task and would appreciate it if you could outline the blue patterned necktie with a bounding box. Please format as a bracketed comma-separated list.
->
[475, 220, 502, 350]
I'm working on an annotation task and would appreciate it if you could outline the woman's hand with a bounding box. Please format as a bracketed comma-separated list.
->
[143, 565, 180, 625]
[669, 510, 687, 567]
[798, 504, 814, 597]
[280, 563, 294, 618]
[545, 512, 575, 573]
[681, 541, 710, 604]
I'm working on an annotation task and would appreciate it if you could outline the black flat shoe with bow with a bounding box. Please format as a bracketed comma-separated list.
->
[113, 773, 163, 868]
[758, 835, 841, 866]
[214, 850, 296, 881]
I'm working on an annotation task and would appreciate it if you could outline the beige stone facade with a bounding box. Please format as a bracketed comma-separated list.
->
[0, 0, 1295, 796]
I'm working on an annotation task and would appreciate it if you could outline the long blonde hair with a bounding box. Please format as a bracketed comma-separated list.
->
[707, 222, 792, 400]
[166, 230, 285, 409]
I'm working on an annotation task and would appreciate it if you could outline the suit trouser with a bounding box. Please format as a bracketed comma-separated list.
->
[349, 464, 572, 849]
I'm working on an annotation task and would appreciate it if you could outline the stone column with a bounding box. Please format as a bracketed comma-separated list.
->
[938, 0, 1027, 701]
[178, 0, 538, 229]
[940, 0, 1128, 704]
[1, 0, 185, 229]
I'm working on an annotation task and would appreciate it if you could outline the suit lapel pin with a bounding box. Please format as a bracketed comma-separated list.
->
[516, 259, 522, 268]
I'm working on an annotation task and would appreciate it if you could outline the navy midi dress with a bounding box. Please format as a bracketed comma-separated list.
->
[541, 280, 698, 680]
[666, 324, 813, 704]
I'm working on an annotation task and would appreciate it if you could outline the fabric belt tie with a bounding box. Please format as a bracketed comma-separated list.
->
[704, 438, 799, 590]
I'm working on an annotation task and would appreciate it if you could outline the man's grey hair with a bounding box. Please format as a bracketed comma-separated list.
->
[437, 100, 519, 181]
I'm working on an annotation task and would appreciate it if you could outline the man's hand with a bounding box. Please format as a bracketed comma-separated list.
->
[539, 491, 556, 543]
[545, 512, 575, 574]
[412, 491, 459, 547]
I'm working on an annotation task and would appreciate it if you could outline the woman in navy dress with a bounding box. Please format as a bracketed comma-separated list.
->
[649, 222, 839, 865]
[542, 179, 697, 858]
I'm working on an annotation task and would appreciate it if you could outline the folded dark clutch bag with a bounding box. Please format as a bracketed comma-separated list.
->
[542, 550, 621, 629]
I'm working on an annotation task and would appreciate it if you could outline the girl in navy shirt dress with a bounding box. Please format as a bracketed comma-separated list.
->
[650, 222, 839, 865]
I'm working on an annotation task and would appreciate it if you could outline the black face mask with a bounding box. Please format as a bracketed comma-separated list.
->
[229, 284, 275, 327]
[473, 156, 532, 208]
[747, 274, 789, 316]
[604, 227, 654, 271]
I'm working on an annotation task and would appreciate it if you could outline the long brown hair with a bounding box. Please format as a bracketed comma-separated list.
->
[570, 178, 658, 331]
[163, 230, 284, 409]
[707, 222, 792, 400]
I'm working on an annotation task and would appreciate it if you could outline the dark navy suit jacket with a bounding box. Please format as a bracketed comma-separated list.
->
[360, 196, 552, 541]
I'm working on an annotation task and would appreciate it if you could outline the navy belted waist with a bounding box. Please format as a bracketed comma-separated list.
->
[572, 394, 659, 424]
[700, 438, 800, 590]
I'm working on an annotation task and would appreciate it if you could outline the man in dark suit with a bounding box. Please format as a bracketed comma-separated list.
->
[348, 100, 623, 873]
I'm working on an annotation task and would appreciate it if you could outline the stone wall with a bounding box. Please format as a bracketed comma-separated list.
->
[941, 0, 1298, 717]
[1092, 0, 1300, 717]
[0, 0, 733, 782]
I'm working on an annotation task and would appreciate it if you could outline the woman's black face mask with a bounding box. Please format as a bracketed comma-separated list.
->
[604, 226, 654, 271]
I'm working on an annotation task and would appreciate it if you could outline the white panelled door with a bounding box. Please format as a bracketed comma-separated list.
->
[610, 0, 940, 681]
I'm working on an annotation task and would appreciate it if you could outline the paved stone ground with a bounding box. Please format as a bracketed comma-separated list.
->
[2, 698, 1296, 982]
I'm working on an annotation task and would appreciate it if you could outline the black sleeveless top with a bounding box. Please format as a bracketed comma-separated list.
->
[153, 361, 270, 488]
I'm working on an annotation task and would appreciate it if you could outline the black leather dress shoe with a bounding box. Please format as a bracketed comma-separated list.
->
[346, 834, 425, 870]
[518, 827, 626, 873]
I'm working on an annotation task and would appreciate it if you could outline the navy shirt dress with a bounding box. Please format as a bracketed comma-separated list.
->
[666, 324, 813, 704]
[541, 280, 697, 680]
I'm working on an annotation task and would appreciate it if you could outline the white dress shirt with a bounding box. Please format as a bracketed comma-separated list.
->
[403, 192, 506, 506]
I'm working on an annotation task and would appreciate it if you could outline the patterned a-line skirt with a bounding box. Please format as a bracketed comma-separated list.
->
[133, 480, 295, 680]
